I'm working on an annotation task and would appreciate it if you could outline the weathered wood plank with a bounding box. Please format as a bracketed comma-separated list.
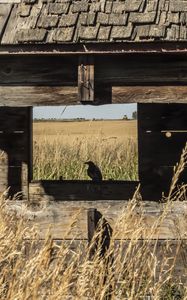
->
[0, 56, 77, 85]
[29, 180, 139, 201]
[0, 108, 32, 198]
[0, 5, 12, 40]
[0, 86, 78, 106]
[95, 55, 187, 84]
[1, 85, 187, 106]
[138, 103, 187, 199]
[7, 200, 187, 240]
[138, 132, 187, 165]
[112, 86, 187, 103]
[87, 208, 97, 243]
[78, 56, 94, 102]
[138, 103, 187, 129]
[0, 55, 187, 105]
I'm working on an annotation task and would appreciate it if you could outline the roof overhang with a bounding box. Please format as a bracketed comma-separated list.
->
[1, 42, 187, 55]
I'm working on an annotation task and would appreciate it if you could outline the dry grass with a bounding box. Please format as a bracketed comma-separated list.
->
[1, 144, 187, 299]
[33, 120, 138, 180]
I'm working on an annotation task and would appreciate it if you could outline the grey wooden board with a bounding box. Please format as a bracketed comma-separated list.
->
[138, 103, 187, 199]
[0, 54, 187, 106]
[0, 5, 12, 40]
[0, 56, 77, 85]
[95, 54, 187, 84]
[20, 238, 187, 285]
[0, 86, 78, 106]
[7, 200, 187, 240]
[138, 103, 187, 130]
[78, 56, 94, 102]
[29, 180, 139, 201]
[0, 107, 32, 198]
[1, 85, 187, 106]
[112, 86, 187, 104]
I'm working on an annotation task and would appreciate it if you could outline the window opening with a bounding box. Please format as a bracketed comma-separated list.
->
[33, 104, 138, 181]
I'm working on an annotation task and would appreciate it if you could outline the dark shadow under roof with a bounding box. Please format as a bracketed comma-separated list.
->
[0, 0, 187, 44]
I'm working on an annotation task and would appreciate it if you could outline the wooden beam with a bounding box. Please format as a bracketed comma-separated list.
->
[1, 85, 187, 106]
[78, 55, 94, 102]
[0, 86, 78, 106]
[112, 86, 187, 103]
[29, 180, 138, 201]
[95, 55, 187, 84]
[2, 42, 187, 54]
[9, 200, 187, 240]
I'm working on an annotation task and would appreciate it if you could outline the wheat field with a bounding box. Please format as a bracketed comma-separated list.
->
[33, 120, 138, 180]
[0, 123, 187, 299]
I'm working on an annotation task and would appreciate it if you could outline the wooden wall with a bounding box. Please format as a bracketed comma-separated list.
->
[9, 199, 187, 240]
[0, 55, 78, 106]
[0, 53, 186, 199]
[138, 104, 187, 199]
[0, 54, 187, 105]
[29, 181, 138, 201]
[0, 107, 32, 198]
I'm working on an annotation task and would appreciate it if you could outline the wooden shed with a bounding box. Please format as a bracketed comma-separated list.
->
[0, 0, 187, 200]
[0, 0, 187, 247]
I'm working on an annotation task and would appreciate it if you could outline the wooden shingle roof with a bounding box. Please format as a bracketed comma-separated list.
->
[0, 0, 187, 44]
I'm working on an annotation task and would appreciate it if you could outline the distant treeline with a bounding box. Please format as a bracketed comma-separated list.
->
[33, 112, 137, 122]
[34, 118, 86, 122]
[34, 118, 135, 122]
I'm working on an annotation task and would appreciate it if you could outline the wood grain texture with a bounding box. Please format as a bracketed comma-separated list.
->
[8, 200, 187, 240]
[29, 180, 139, 201]
[0, 56, 77, 85]
[0, 55, 187, 105]
[78, 56, 94, 102]
[0, 86, 78, 106]
[0, 108, 32, 198]
[138, 103, 187, 199]
[0, 5, 12, 40]
[95, 55, 187, 84]
[112, 86, 187, 103]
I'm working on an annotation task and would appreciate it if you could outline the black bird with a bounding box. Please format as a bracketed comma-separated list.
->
[84, 161, 103, 181]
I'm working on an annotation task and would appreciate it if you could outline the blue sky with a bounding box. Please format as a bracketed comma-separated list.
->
[33, 103, 137, 120]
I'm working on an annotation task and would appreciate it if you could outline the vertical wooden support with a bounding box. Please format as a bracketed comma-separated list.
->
[78, 55, 94, 102]
[87, 208, 97, 244]
[87, 208, 113, 257]
[87, 208, 113, 299]
[0, 107, 32, 199]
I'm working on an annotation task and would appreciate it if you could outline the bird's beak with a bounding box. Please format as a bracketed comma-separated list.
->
[84, 162, 88, 165]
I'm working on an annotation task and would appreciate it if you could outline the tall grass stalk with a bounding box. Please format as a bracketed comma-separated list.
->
[33, 136, 138, 181]
[1, 142, 187, 299]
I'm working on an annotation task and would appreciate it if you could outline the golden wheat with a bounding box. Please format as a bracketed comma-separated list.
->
[33, 120, 138, 180]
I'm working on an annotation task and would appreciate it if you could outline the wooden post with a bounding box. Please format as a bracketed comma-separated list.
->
[87, 208, 113, 299]
[0, 107, 32, 199]
[78, 55, 94, 103]
[87, 208, 113, 257]
[87, 208, 97, 244]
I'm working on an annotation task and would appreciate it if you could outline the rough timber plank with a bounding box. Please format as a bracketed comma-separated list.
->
[0, 56, 77, 85]
[8, 200, 187, 240]
[0, 107, 32, 198]
[95, 55, 187, 84]
[29, 180, 138, 201]
[0, 5, 12, 40]
[138, 104, 187, 199]
[112, 86, 187, 103]
[0, 86, 78, 106]
[78, 56, 94, 102]
[4, 85, 187, 106]
[138, 103, 187, 129]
